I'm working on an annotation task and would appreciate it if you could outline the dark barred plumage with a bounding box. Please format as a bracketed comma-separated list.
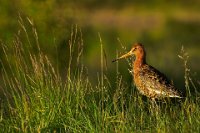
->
[137, 64, 181, 99]
[113, 43, 182, 100]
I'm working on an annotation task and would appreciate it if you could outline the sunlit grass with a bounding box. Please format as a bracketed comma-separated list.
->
[0, 20, 200, 132]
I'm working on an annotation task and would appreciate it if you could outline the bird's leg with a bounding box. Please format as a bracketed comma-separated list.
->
[150, 98, 159, 115]
[151, 98, 156, 108]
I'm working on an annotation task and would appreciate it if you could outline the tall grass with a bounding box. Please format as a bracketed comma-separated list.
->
[0, 18, 200, 132]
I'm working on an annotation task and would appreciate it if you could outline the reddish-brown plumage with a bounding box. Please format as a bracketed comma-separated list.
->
[113, 43, 181, 100]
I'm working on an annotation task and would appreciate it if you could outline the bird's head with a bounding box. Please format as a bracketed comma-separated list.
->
[112, 43, 145, 62]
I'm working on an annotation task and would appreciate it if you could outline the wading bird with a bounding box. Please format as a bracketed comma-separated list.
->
[112, 43, 182, 101]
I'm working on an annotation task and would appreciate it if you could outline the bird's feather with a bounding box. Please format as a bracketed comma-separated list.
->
[137, 65, 181, 98]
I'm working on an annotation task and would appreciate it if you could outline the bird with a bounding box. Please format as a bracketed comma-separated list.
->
[112, 43, 182, 101]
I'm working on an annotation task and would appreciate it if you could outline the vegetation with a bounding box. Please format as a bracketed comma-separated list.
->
[0, 1, 200, 132]
[0, 21, 199, 132]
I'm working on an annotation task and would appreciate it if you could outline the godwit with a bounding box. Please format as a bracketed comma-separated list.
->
[113, 43, 182, 101]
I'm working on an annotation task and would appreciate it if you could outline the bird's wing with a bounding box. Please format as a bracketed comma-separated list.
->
[139, 65, 181, 98]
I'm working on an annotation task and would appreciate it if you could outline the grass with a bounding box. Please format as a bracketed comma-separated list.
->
[0, 20, 200, 133]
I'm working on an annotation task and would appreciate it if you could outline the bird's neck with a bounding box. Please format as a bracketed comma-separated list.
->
[133, 52, 146, 73]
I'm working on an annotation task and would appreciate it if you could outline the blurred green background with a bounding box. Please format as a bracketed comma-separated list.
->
[0, 0, 200, 90]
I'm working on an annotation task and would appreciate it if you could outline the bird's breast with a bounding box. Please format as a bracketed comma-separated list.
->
[133, 71, 143, 89]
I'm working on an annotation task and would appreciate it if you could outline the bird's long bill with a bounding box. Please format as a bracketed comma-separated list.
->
[112, 51, 132, 62]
